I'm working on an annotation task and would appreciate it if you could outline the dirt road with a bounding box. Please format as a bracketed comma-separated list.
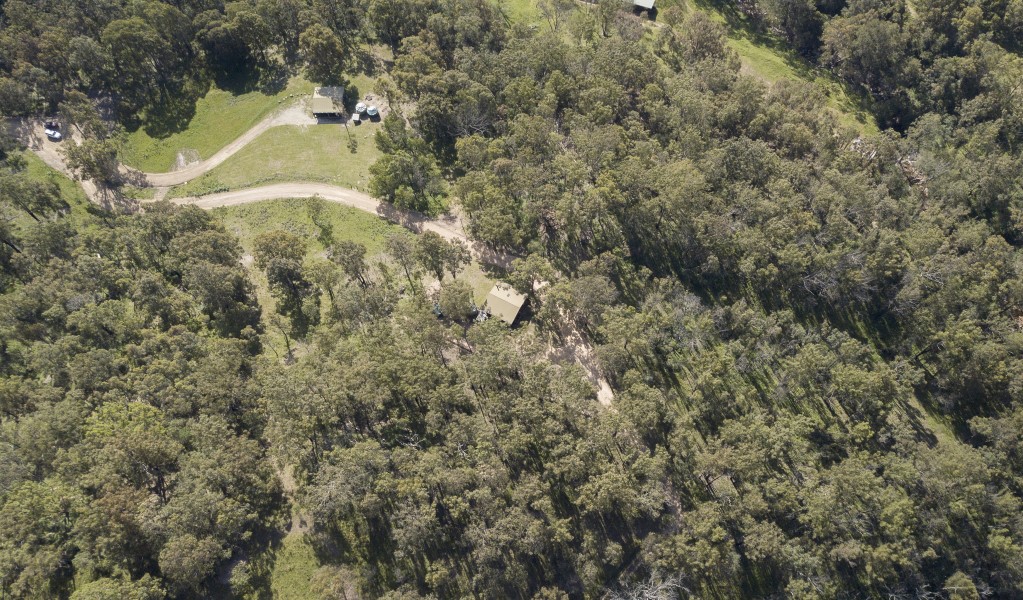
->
[172, 183, 472, 245]
[12, 114, 486, 257]
[4, 119, 118, 206]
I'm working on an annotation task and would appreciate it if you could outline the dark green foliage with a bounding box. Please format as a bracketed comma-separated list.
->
[299, 23, 347, 85]
[369, 114, 446, 212]
[0, 189, 275, 597]
[5, 0, 1023, 597]
[271, 0, 1023, 596]
[254, 230, 320, 336]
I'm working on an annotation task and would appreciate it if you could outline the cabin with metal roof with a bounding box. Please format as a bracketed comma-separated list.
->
[312, 86, 345, 117]
[485, 283, 527, 326]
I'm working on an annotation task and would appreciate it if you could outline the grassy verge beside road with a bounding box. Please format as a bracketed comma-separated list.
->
[211, 196, 403, 256]
[11, 152, 94, 229]
[213, 197, 406, 358]
[676, 0, 878, 133]
[167, 122, 382, 199]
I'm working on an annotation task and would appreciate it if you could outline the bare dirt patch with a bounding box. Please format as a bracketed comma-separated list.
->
[545, 320, 615, 406]
[174, 149, 201, 170]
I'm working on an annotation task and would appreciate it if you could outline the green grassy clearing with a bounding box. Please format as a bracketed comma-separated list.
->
[346, 72, 386, 104]
[212, 197, 404, 257]
[725, 35, 877, 133]
[267, 532, 320, 600]
[22, 151, 89, 209]
[676, 0, 879, 133]
[562, 0, 877, 134]
[212, 197, 496, 354]
[120, 77, 313, 173]
[213, 196, 403, 317]
[498, 0, 543, 25]
[461, 261, 500, 303]
[167, 122, 382, 199]
[9, 151, 96, 230]
[232, 526, 322, 600]
[215, 197, 401, 357]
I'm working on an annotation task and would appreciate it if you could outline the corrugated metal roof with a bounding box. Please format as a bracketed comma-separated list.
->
[486, 283, 526, 325]
[311, 96, 339, 115]
[314, 86, 345, 98]
[312, 87, 344, 115]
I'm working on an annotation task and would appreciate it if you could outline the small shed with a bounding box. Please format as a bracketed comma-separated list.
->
[633, 0, 655, 9]
[485, 283, 527, 326]
[312, 86, 345, 117]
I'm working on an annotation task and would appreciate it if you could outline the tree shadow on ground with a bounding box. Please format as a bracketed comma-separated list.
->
[256, 62, 291, 95]
[92, 186, 140, 215]
[133, 61, 293, 141]
[690, 0, 877, 128]
[4, 118, 35, 150]
[474, 244, 518, 271]
[139, 78, 209, 139]
[211, 61, 260, 95]
[690, 0, 821, 79]
[374, 202, 518, 269]
[208, 486, 292, 599]
[691, 0, 772, 45]
[343, 84, 361, 113]
[352, 46, 378, 77]
[375, 201, 439, 233]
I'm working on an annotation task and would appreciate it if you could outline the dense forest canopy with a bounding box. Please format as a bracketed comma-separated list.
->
[3, 0, 1023, 598]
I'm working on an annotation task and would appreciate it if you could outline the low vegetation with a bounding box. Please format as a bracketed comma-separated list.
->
[266, 534, 320, 600]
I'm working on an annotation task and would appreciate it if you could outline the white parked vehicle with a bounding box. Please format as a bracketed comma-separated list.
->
[44, 128, 62, 141]
[355, 102, 367, 114]
[366, 105, 379, 117]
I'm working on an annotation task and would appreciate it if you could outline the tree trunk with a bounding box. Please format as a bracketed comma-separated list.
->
[0, 236, 22, 254]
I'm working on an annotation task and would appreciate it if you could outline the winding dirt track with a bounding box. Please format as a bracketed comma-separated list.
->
[126, 104, 485, 257]
[172, 183, 472, 245]
[15, 109, 487, 258]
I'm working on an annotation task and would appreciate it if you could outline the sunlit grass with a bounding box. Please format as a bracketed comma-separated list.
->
[268, 533, 320, 600]
[10, 151, 96, 231]
[678, 0, 879, 133]
[498, 0, 543, 25]
[212, 197, 405, 257]
[120, 77, 313, 173]
[166, 122, 383, 199]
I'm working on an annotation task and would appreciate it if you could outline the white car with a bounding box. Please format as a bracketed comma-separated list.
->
[366, 105, 379, 117]
[355, 102, 367, 114]
[44, 128, 62, 141]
